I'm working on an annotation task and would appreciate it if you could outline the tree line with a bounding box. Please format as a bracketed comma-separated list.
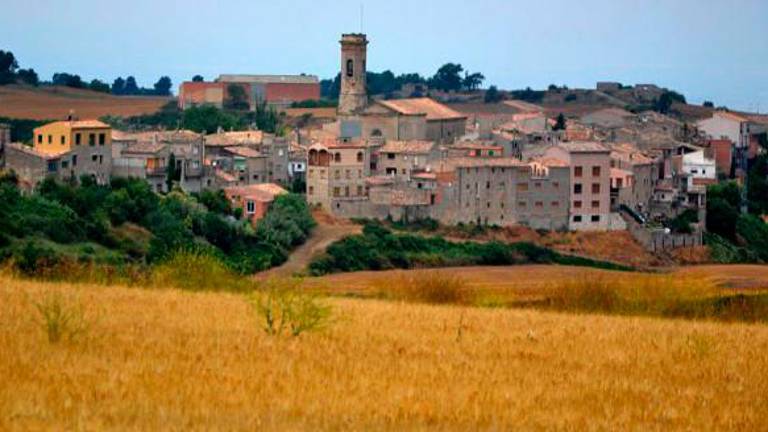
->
[320, 62, 487, 99]
[0, 49, 172, 96]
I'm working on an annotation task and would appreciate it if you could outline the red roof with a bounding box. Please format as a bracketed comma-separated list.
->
[377, 98, 467, 121]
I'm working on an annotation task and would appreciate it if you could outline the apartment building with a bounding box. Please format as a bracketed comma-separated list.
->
[377, 140, 438, 179]
[306, 139, 370, 211]
[544, 142, 612, 230]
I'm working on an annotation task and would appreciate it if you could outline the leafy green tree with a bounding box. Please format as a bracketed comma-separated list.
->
[111, 77, 126, 95]
[703, 101, 714, 108]
[0, 50, 18, 84]
[153, 76, 172, 96]
[16, 68, 39, 86]
[553, 113, 566, 131]
[484, 85, 502, 103]
[462, 72, 485, 91]
[124, 76, 139, 95]
[166, 153, 177, 192]
[225, 84, 250, 110]
[52, 73, 85, 88]
[88, 79, 110, 93]
[192, 75, 204, 82]
[429, 63, 464, 92]
[181, 105, 238, 134]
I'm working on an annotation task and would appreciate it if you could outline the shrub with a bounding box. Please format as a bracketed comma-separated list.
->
[151, 251, 252, 292]
[13, 240, 60, 276]
[249, 278, 332, 336]
[33, 291, 90, 344]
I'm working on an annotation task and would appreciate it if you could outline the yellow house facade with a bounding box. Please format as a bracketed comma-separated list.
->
[33, 120, 112, 156]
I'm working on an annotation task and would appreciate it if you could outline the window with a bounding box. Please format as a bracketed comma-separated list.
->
[592, 166, 601, 177]
[75, 133, 81, 145]
[486, 181, 491, 189]
[47, 161, 58, 172]
[591, 200, 600, 209]
[535, 201, 543, 208]
[591, 215, 601, 222]
[574, 166, 583, 177]
[37, 134, 43, 144]
[308, 186, 314, 195]
[357, 185, 363, 195]
[574, 183, 582, 194]
[333, 187, 340, 197]
[518, 201, 527, 208]
[253, 174, 259, 180]
[92, 155, 98, 162]
[592, 183, 601, 194]
[62, 160, 69, 169]
[346, 59, 354, 77]
[99, 133, 106, 145]
[60, 136, 65, 145]
[246, 201, 255, 214]
[72, 155, 77, 166]
[573, 215, 582, 222]
[99, 155, 103, 164]
[553, 181, 559, 188]
[487, 202, 491, 208]
[47, 135, 52, 144]
[574, 200, 582, 208]
[402, 169, 407, 175]
[357, 152, 363, 162]
[551, 201, 559, 207]
[334, 153, 341, 163]
[344, 186, 350, 197]
[517, 183, 529, 192]
[89, 133, 95, 146]
[334, 170, 341, 180]
[387, 153, 395, 160]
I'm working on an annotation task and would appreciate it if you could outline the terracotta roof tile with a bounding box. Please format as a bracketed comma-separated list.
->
[379, 140, 435, 154]
[377, 98, 467, 121]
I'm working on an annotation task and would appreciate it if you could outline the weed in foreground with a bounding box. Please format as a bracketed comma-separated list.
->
[33, 291, 90, 344]
[249, 278, 332, 337]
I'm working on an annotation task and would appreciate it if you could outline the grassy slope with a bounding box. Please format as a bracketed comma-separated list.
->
[2, 273, 767, 430]
[0, 85, 170, 120]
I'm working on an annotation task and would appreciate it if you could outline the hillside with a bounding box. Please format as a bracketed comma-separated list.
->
[0, 85, 170, 120]
[2, 273, 767, 430]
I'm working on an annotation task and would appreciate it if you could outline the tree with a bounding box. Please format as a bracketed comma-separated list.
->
[462, 72, 485, 91]
[192, 75, 204, 82]
[224, 84, 250, 110]
[111, 77, 126, 95]
[484, 85, 502, 103]
[654, 90, 686, 114]
[553, 113, 566, 131]
[124, 76, 139, 95]
[0, 50, 18, 84]
[166, 153, 177, 192]
[52, 73, 85, 88]
[429, 63, 464, 92]
[153, 76, 172, 96]
[88, 79, 110, 93]
[16, 68, 39, 86]
[703, 101, 714, 108]
[181, 105, 239, 134]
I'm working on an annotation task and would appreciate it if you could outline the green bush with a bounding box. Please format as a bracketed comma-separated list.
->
[249, 278, 332, 336]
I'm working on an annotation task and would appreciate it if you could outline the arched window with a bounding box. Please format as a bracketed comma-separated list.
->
[308, 149, 318, 165]
[346, 59, 354, 78]
[334, 152, 342, 163]
[356, 151, 363, 162]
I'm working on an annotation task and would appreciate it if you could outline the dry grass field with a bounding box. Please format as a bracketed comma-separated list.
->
[2, 267, 768, 430]
[0, 85, 170, 120]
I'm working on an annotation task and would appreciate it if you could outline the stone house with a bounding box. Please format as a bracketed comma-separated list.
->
[544, 142, 613, 230]
[376, 140, 438, 179]
[306, 140, 370, 211]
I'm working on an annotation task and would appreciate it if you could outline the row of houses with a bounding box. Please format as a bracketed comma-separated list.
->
[2, 120, 297, 224]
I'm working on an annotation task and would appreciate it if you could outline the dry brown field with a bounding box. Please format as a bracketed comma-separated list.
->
[2, 264, 768, 430]
[0, 85, 170, 120]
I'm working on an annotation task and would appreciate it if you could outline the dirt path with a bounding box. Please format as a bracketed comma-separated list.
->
[255, 212, 361, 279]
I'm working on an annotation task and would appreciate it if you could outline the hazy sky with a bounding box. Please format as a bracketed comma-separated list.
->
[1, 0, 766, 111]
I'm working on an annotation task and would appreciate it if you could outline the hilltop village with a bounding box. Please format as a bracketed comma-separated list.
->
[2, 33, 767, 254]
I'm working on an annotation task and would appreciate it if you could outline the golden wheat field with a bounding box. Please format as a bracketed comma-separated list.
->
[2, 269, 768, 431]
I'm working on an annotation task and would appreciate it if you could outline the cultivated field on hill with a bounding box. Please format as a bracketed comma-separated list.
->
[2, 264, 768, 430]
[0, 85, 170, 120]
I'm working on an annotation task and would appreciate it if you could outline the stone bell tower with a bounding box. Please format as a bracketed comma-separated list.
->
[338, 33, 368, 116]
